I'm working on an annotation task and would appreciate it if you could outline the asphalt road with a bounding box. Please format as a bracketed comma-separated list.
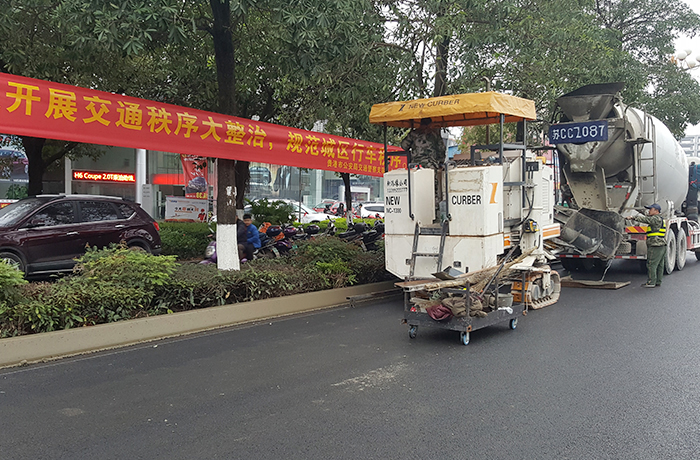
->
[3, 258, 700, 459]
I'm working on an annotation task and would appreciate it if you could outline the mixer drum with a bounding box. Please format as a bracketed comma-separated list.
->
[555, 83, 688, 213]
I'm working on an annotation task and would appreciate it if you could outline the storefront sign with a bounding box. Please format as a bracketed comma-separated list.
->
[181, 155, 208, 199]
[0, 73, 403, 177]
[164, 196, 208, 222]
[72, 170, 136, 182]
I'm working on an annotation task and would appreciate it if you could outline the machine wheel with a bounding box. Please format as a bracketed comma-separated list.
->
[676, 228, 687, 271]
[408, 326, 417, 339]
[460, 331, 470, 346]
[509, 318, 518, 330]
[0, 252, 25, 275]
[665, 232, 676, 275]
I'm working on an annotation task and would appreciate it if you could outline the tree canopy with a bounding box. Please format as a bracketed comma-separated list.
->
[1, 0, 700, 194]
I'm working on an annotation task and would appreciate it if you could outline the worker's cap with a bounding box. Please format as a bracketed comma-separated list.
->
[644, 203, 661, 211]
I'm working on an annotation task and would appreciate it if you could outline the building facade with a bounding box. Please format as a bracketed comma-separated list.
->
[2, 145, 386, 219]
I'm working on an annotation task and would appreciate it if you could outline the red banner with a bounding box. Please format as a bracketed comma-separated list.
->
[180, 154, 209, 199]
[0, 72, 403, 177]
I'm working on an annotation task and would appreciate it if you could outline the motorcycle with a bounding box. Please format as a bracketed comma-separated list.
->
[200, 222, 283, 264]
[363, 221, 384, 251]
[199, 225, 217, 265]
[337, 220, 384, 251]
[201, 219, 336, 264]
[256, 224, 295, 257]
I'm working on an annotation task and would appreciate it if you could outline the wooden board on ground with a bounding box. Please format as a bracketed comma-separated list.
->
[560, 276, 630, 289]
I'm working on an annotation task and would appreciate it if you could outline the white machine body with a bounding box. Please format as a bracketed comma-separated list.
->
[384, 153, 559, 279]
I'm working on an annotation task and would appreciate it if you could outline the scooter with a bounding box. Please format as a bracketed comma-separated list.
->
[337, 220, 384, 251]
[200, 225, 217, 265]
[256, 225, 295, 257]
[337, 222, 368, 244]
[200, 223, 274, 264]
[362, 220, 384, 251]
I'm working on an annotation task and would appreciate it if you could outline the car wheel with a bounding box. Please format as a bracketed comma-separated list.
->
[0, 251, 26, 274]
[127, 242, 151, 254]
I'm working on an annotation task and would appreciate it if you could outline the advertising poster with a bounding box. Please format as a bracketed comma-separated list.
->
[181, 154, 208, 199]
[165, 196, 208, 222]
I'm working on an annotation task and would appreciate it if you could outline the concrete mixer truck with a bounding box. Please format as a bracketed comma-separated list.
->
[549, 82, 700, 273]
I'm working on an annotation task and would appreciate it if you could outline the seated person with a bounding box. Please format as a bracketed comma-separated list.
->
[239, 213, 261, 261]
[236, 216, 248, 261]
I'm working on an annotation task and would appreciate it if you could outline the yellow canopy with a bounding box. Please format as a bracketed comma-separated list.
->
[369, 92, 537, 128]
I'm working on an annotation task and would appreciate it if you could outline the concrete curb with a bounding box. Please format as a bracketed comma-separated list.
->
[0, 281, 401, 368]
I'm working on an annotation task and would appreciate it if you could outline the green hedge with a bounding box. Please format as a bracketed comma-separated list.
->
[0, 239, 394, 337]
[159, 219, 383, 260]
[159, 221, 214, 260]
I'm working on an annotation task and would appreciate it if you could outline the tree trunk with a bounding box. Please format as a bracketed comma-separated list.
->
[217, 158, 238, 222]
[210, 0, 249, 214]
[341, 172, 353, 227]
[234, 160, 250, 209]
[433, 36, 450, 98]
[22, 136, 47, 196]
[209, 0, 242, 269]
[210, 0, 237, 118]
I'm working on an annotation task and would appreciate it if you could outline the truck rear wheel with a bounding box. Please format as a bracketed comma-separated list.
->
[676, 228, 687, 271]
[665, 232, 676, 275]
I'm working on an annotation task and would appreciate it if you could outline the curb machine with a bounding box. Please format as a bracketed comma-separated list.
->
[369, 92, 562, 345]
[549, 83, 700, 272]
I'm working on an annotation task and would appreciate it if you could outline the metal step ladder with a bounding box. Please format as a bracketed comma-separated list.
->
[629, 111, 657, 206]
[409, 220, 448, 278]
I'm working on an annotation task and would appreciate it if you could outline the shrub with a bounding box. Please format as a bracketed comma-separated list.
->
[0, 261, 29, 336]
[6, 184, 28, 199]
[159, 221, 214, 259]
[75, 244, 178, 292]
[0, 238, 394, 337]
[0, 260, 27, 306]
[248, 198, 295, 225]
[294, 237, 364, 265]
[350, 249, 392, 285]
[313, 259, 356, 288]
[153, 263, 231, 311]
[329, 218, 381, 233]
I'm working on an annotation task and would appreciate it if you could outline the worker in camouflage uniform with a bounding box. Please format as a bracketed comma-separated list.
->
[400, 117, 446, 170]
[401, 118, 446, 220]
[626, 203, 666, 288]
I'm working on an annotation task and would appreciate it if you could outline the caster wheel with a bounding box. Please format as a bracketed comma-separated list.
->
[460, 331, 470, 346]
[408, 326, 417, 339]
[509, 318, 518, 330]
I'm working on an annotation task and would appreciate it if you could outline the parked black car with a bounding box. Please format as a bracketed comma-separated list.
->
[0, 194, 161, 276]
